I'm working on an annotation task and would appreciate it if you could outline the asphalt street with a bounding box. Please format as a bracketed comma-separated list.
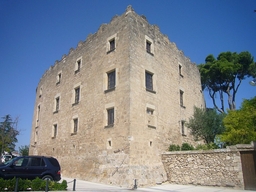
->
[63, 177, 255, 192]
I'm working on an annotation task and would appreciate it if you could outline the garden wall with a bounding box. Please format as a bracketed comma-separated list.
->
[162, 142, 256, 190]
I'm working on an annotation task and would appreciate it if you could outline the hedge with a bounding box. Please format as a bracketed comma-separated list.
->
[0, 177, 67, 191]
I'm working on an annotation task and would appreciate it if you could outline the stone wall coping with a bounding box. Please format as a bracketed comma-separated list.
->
[162, 148, 236, 155]
[236, 141, 256, 149]
[162, 141, 256, 155]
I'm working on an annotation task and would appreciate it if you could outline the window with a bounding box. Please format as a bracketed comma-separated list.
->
[30, 157, 45, 166]
[106, 34, 117, 54]
[73, 87, 80, 105]
[145, 71, 153, 91]
[56, 73, 62, 85]
[146, 41, 151, 53]
[179, 64, 183, 77]
[107, 108, 114, 127]
[52, 124, 57, 138]
[73, 118, 78, 134]
[145, 70, 156, 93]
[39, 87, 42, 98]
[181, 120, 186, 136]
[109, 39, 115, 51]
[54, 97, 60, 113]
[145, 35, 154, 56]
[14, 157, 29, 167]
[180, 90, 184, 107]
[75, 58, 82, 74]
[147, 108, 154, 115]
[147, 106, 156, 129]
[104, 68, 118, 93]
[34, 131, 38, 144]
[105, 103, 115, 128]
[107, 38, 116, 54]
[107, 139, 112, 149]
[108, 70, 115, 90]
[36, 105, 40, 125]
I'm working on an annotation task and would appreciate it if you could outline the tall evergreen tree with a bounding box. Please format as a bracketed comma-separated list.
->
[198, 51, 256, 113]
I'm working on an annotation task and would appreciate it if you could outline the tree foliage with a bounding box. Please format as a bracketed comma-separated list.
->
[221, 97, 256, 145]
[0, 115, 19, 154]
[19, 145, 29, 156]
[198, 51, 256, 113]
[186, 107, 226, 144]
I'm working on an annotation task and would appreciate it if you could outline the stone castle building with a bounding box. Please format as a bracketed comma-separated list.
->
[30, 6, 205, 187]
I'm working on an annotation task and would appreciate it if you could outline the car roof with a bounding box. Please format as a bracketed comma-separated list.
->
[18, 155, 55, 158]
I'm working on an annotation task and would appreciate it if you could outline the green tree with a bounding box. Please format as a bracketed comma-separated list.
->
[221, 97, 256, 145]
[19, 145, 29, 156]
[186, 107, 226, 144]
[0, 115, 19, 154]
[199, 51, 256, 113]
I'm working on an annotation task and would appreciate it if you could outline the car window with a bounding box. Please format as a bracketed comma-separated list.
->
[30, 157, 45, 166]
[48, 158, 60, 167]
[14, 158, 29, 167]
[41, 158, 46, 166]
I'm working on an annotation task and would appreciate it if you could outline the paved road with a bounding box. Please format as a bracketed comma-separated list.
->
[63, 177, 255, 192]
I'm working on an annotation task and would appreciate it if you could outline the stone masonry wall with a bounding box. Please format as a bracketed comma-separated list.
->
[30, 6, 205, 187]
[162, 149, 244, 189]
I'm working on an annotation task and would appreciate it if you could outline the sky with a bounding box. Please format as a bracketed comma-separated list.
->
[0, 0, 256, 151]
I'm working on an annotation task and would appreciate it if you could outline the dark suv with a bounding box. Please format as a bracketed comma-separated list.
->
[0, 156, 61, 181]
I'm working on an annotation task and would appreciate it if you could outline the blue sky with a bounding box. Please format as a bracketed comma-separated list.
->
[0, 0, 256, 150]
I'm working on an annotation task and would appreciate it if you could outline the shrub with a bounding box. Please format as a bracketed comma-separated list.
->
[168, 144, 180, 151]
[0, 177, 67, 191]
[195, 144, 209, 150]
[18, 178, 32, 191]
[48, 179, 67, 191]
[181, 143, 194, 151]
[0, 178, 8, 191]
[60, 179, 68, 190]
[7, 177, 16, 191]
[31, 177, 45, 191]
[195, 143, 219, 150]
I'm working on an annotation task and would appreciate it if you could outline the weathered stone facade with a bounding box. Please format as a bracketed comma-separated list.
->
[29, 6, 205, 187]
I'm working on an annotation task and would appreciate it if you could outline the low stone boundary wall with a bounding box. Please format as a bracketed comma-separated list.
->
[162, 148, 245, 189]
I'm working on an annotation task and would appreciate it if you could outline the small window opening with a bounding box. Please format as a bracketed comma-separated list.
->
[55, 97, 60, 112]
[145, 71, 153, 91]
[73, 87, 80, 105]
[73, 118, 78, 133]
[39, 87, 42, 98]
[53, 124, 57, 138]
[179, 65, 183, 77]
[108, 140, 112, 147]
[107, 108, 114, 126]
[107, 70, 116, 90]
[181, 120, 186, 136]
[109, 39, 115, 51]
[57, 73, 62, 85]
[180, 90, 184, 107]
[75, 59, 81, 74]
[146, 41, 151, 53]
[147, 108, 154, 115]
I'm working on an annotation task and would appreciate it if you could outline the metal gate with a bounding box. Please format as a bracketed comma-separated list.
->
[240, 151, 256, 190]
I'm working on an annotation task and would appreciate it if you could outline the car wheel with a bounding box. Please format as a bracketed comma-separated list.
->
[42, 175, 53, 181]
